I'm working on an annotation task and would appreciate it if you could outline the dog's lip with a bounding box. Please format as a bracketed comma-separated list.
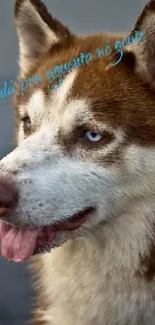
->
[35, 207, 94, 250]
[51, 207, 94, 231]
[0, 207, 94, 262]
[34, 206, 94, 255]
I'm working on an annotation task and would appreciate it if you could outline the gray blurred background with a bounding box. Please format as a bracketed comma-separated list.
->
[0, 0, 148, 324]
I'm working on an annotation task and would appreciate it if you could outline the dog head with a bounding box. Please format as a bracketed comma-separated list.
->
[0, 0, 155, 262]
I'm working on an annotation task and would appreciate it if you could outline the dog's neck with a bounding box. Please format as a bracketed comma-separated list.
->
[34, 197, 155, 325]
[89, 197, 155, 275]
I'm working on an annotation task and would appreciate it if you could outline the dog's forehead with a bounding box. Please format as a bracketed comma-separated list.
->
[16, 36, 116, 123]
[18, 57, 121, 127]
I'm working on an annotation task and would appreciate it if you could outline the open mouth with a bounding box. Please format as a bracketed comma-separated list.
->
[0, 207, 94, 263]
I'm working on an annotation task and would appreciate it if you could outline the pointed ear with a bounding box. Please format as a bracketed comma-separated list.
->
[15, 0, 73, 77]
[123, 0, 155, 87]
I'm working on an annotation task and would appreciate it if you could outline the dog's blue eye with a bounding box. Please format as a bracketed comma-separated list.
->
[84, 131, 103, 142]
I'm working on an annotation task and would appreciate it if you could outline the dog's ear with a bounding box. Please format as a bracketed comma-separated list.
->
[15, 0, 74, 77]
[123, 0, 155, 87]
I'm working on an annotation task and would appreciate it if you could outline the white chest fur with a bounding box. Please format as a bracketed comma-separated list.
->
[36, 228, 155, 325]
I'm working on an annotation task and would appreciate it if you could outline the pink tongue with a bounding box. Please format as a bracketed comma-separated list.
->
[0, 223, 41, 262]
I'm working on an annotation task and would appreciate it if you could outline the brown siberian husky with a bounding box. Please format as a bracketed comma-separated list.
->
[1, 0, 155, 324]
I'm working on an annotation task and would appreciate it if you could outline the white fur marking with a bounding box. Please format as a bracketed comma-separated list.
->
[52, 69, 78, 106]
[26, 90, 45, 121]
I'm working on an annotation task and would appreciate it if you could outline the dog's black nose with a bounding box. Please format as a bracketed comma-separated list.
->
[0, 178, 18, 217]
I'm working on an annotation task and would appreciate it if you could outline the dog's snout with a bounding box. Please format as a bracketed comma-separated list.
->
[0, 178, 18, 217]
